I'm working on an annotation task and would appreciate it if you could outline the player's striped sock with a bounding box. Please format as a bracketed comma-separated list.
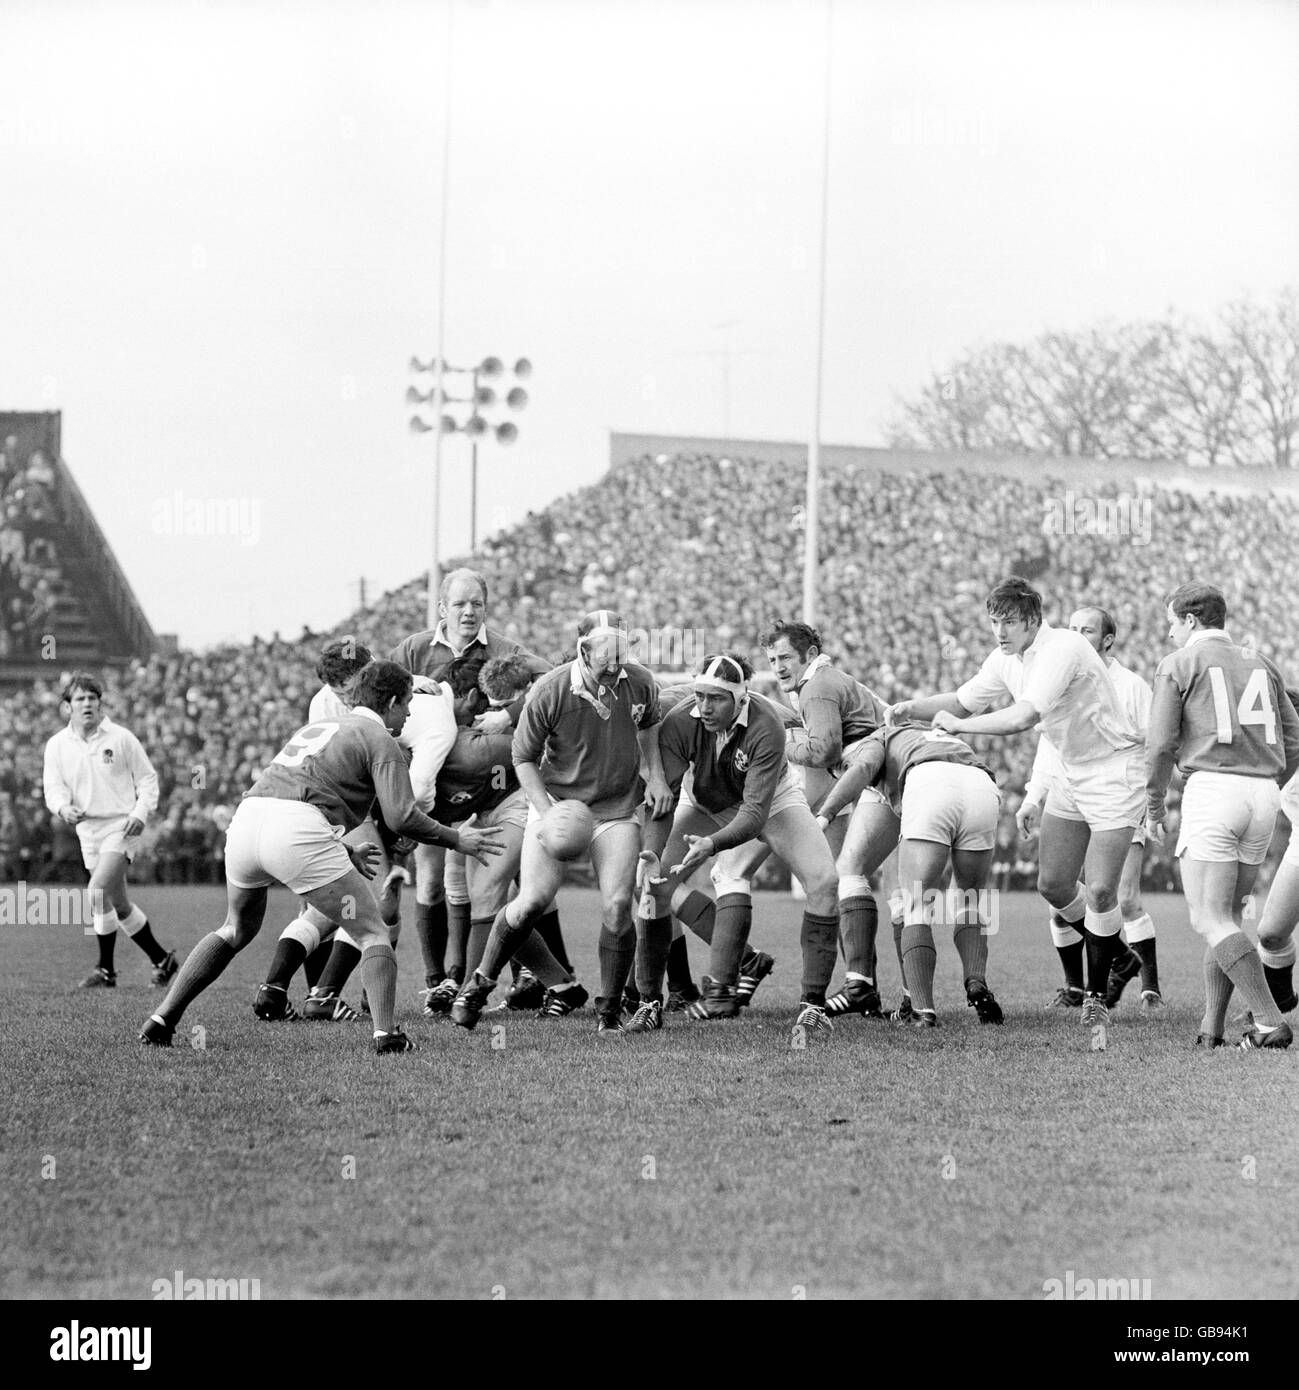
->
[800, 911, 839, 1006]
[1083, 906, 1124, 996]
[534, 907, 573, 974]
[597, 923, 636, 1013]
[901, 921, 937, 1014]
[1212, 931, 1283, 1030]
[635, 914, 674, 1000]
[707, 894, 752, 988]
[316, 939, 362, 996]
[121, 904, 168, 965]
[837, 877, 878, 978]
[157, 933, 237, 1025]
[414, 900, 448, 988]
[360, 943, 398, 1035]
[952, 903, 988, 983]
[1201, 945, 1233, 1040]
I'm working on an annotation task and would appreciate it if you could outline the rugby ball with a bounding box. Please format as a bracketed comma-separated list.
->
[538, 800, 595, 862]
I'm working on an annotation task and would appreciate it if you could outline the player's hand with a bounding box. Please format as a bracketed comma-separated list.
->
[390, 836, 417, 860]
[814, 813, 831, 832]
[636, 850, 672, 918]
[643, 774, 673, 819]
[455, 815, 506, 865]
[59, 806, 85, 826]
[930, 710, 962, 734]
[1144, 814, 1166, 846]
[472, 708, 513, 734]
[122, 816, 144, 838]
[883, 701, 910, 726]
[348, 842, 382, 879]
[1015, 801, 1041, 839]
[670, 834, 715, 878]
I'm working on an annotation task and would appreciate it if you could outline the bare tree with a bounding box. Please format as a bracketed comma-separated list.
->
[1220, 289, 1299, 468]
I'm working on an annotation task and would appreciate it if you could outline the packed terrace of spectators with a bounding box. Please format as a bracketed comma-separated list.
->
[3, 450, 1296, 887]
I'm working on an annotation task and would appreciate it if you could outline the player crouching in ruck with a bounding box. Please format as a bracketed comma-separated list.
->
[637, 653, 841, 1039]
[815, 722, 1002, 1029]
[139, 661, 504, 1055]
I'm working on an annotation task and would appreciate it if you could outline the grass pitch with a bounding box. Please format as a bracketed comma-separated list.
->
[2, 887, 1295, 1300]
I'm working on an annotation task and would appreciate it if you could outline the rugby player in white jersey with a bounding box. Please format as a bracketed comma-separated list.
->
[449, 610, 671, 1034]
[1254, 727, 1299, 1022]
[888, 576, 1143, 1039]
[1018, 607, 1164, 1012]
[816, 721, 1002, 1028]
[139, 661, 503, 1054]
[42, 672, 177, 989]
[1145, 583, 1299, 1049]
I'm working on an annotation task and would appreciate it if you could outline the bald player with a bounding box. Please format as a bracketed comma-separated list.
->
[1145, 583, 1299, 1049]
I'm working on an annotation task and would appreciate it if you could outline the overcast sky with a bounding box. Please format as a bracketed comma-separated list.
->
[3, 0, 1296, 648]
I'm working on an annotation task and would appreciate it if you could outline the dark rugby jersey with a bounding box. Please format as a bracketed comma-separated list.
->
[389, 624, 550, 683]
[788, 662, 888, 769]
[432, 727, 517, 823]
[657, 696, 790, 853]
[818, 724, 995, 818]
[244, 709, 458, 847]
[1147, 631, 1299, 817]
[513, 660, 660, 819]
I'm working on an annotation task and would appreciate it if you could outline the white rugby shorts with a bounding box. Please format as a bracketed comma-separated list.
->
[225, 799, 353, 894]
[1044, 747, 1144, 833]
[1176, 771, 1280, 865]
[77, 815, 142, 871]
[900, 762, 1000, 851]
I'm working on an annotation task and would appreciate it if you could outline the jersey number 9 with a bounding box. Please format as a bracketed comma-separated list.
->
[273, 722, 340, 767]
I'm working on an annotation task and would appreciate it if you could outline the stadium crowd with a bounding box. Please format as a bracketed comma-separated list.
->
[0, 439, 64, 660]
[2, 452, 1296, 888]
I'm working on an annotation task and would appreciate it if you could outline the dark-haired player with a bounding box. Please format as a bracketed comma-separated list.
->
[450, 611, 670, 1034]
[816, 723, 1002, 1029]
[888, 576, 1143, 1040]
[43, 672, 176, 989]
[759, 619, 895, 1019]
[139, 660, 504, 1055]
[1019, 606, 1163, 1012]
[1145, 583, 1299, 1049]
[637, 653, 841, 1039]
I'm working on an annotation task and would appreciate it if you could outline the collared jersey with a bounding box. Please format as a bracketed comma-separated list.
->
[1146, 631, 1299, 813]
[243, 708, 457, 846]
[513, 660, 659, 819]
[43, 716, 160, 823]
[308, 685, 351, 722]
[656, 696, 790, 852]
[838, 724, 995, 815]
[787, 660, 888, 769]
[397, 684, 459, 809]
[389, 624, 550, 684]
[957, 623, 1138, 766]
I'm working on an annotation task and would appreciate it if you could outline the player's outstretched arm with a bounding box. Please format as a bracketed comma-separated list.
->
[933, 698, 1037, 737]
[816, 750, 883, 824]
[886, 692, 969, 725]
[514, 761, 553, 818]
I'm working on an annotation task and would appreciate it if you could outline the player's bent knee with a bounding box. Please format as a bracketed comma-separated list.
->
[216, 921, 256, 950]
[281, 917, 322, 954]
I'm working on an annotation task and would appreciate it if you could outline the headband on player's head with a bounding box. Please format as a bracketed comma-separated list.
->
[577, 609, 628, 642]
[694, 654, 747, 701]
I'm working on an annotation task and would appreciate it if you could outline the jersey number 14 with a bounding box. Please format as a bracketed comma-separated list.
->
[1207, 667, 1276, 745]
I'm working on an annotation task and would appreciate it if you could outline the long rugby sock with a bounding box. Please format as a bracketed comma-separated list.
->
[675, 889, 715, 944]
[597, 924, 636, 1014]
[1050, 888, 1087, 990]
[666, 933, 694, 991]
[156, 933, 236, 1025]
[414, 900, 448, 988]
[266, 938, 308, 991]
[901, 921, 937, 1014]
[953, 905, 988, 985]
[1259, 939, 1296, 1009]
[1082, 907, 1124, 996]
[1125, 912, 1159, 994]
[96, 927, 118, 972]
[303, 940, 333, 989]
[477, 904, 535, 984]
[446, 899, 471, 981]
[534, 908, 573, 974]
[464, 916, 495, 981]
[317, 940, 362, 996]
[893, 917, 907, 994]
[361, 943, 398, 1035]
[635, 914, 673, 1000]
[121, 905, 168, 964]
[1201, 946, 1234, 1041]
[1213, 931, 1283, 1031]
[708, 894, 752, 989]
[837, 878, 878, 979]
[513, 928, 571, 987]
[800, 911, 839, 1007]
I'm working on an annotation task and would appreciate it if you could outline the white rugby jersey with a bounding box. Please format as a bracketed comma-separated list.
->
[958, 624, 1139, 768]
[1024, 659, 1152, 804]
[308, 684, 351, 722]
[398, 681, 459, 810]
[43, 716, 160, 823]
